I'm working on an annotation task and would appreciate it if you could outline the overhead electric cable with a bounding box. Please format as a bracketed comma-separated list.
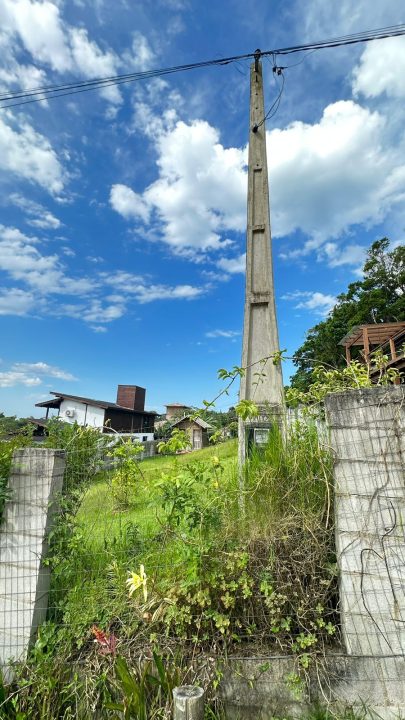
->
[253, 69, 285, 132]
[1, 23, 405, 109]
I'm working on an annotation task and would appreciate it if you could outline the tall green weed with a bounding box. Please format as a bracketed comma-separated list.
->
[243, 419, 332, 530]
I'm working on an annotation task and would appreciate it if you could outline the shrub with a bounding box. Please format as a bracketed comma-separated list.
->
[44, 419, 106, 492]
[107, 439, 144, 509]
[0, 429, 33, 523]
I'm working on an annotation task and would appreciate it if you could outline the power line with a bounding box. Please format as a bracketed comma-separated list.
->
[0, 54, 254, 106]
[1, 23, 405, 109]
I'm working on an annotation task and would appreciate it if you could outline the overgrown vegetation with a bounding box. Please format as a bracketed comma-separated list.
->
[2, 342, 398, 717]
[286, 349, 401, 409]
[0, 407, 340, 718]
[43, 418, 108, 491]
[107, 439, 145, 509]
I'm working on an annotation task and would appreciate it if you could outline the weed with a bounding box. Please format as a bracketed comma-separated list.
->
[107, 439, 145, 509]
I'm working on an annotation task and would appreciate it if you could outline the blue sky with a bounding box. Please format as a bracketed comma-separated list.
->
[0, 0, 405, 417]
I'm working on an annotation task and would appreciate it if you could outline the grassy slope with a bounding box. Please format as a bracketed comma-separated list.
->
[52, 440, 238, 631]
[76, 440, 237, 553]
[58, 427, 333, 643]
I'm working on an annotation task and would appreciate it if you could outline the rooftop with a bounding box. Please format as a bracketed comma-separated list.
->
[339, 322, 405, 348]
[36, 391, 157, 415]
[165, 402, 191, 408]
[170, 415, 213, 430]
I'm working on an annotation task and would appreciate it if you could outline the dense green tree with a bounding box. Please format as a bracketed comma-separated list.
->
[291, 239, 405, 391]
[0, 413, 31, 436]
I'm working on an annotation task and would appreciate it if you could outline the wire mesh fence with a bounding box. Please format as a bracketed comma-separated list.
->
[0, 447, 65, 671]
[0, 439, 238, 668]
[325, 386, 405, 658]
[0, 388, 404, 717]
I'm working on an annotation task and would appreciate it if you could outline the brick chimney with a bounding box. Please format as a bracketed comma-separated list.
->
[116, 385, 145, 411]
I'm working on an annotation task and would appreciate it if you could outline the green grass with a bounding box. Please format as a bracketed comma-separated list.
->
[76, 439, 237, 553]
[46, 439, 238, 641]
[243, 419, 332, 534]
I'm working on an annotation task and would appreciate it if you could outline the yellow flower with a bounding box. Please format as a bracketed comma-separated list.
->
[126, 564, 148, 602]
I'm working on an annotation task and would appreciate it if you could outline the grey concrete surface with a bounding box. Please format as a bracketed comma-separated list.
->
[0, 447, 65, 676]
[218, 654, 405, 719]
[325, 387, 405, 658]
[238, 59, 284, 469]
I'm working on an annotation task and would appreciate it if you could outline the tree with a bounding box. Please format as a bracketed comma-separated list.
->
[291, 239, 405, 391]
[0, 413, 31, 437]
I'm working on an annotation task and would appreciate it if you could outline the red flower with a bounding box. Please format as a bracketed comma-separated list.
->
[91, 625, 117, 655]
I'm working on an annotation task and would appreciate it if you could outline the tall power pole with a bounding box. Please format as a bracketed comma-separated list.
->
[238, 53, 284, 468]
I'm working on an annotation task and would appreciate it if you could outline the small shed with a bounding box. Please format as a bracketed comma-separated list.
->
[170, 415, 213, 451]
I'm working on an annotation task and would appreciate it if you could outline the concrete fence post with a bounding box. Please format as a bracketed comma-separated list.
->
[0, 447, 65, 678]
[173, 685, 204, 719]
[325, 386, 405, 657]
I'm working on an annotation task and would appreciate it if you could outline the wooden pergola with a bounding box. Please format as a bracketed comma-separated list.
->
[339, 322, 405, 368]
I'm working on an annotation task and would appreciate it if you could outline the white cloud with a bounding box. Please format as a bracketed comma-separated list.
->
[282, 291, 336, 316]
[0, 0, 124, 104]
[51, 279, 203, 325]
[123, 31, 155, 71]
[0, 225, 59, 284]
[0, 287, 35, 315]
[0, 112, 65, 194]
[29, 215, 61, 230]
[0, 61, 47, 94]
[12, 361, 76, 380]
[299, 0, 405, 55]
[111, 120, 247, 257]
[0, 359, 75, 387]
[68, 27, 121, 104]
[0, 371, 41, 388]
[216, 253, 246, 274]
[102, 271, 146, 289]
[9, 194, 61, 229]
[200, 269, 230, 282]
[267, 100, 405, 248]
[105, 271, 205, 303]
[136, 284, 204, 303]
[59, 299, 125, 324]
[110, 184, 150, 223]
[0, 0, 72, 73]
[205, 329, 241, 338]
[0, 224, 205, 327]
[90, 325, 108, 333]
[352, 36, 405, 99]
[0, 224, 96, 295]
[321, 242, 366, 268]
[113, 99, 405, 266]
[132, 95, 180, 139]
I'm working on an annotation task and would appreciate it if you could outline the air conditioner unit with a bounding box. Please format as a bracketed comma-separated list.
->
[64, 408, 75, 418]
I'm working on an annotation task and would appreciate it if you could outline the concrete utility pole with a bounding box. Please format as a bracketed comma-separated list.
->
[238, 52, 284, 469]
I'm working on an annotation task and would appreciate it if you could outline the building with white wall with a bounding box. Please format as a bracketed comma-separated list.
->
[36, 385, 156, 441]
